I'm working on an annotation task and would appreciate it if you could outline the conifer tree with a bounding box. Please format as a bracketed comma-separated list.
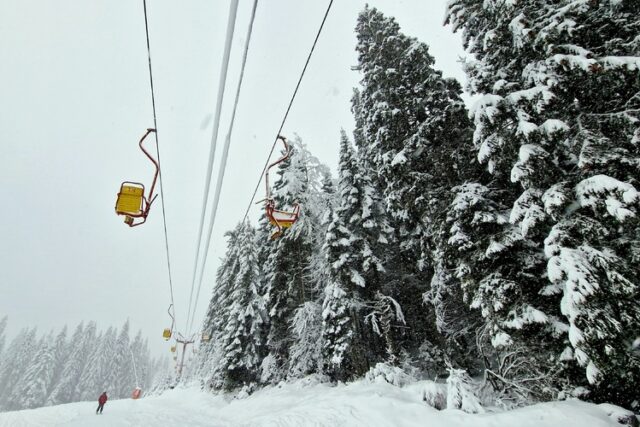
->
[446, 0, 640, 406]
[218, 222, 266, 389]
[131, 331, 149, 391]
[353, 6, 471, 261]
[351, 6, 477, 368]
[261, 138, 330, 383]
[146, 354, 167, 392]
[199, 221, 269, 390]
[322, 131, 390, 379]
[288, 300, 323, 379]
[45, 326, 69, 403]
[47, 323, 87, 405]
[13, 333, 56, 409]
[200, 226, 241, 389]
[0, 328, 38, 410]
[76, 323, 108, 401]
[446, 368, 483, 413]
[113, 320, 133, 397]
[0, 316, 7, 357]
[321, 270, 353, 381]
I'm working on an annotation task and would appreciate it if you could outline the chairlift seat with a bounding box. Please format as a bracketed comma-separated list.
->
[116, 183, 145, 215]
[269, 210, 298, 228]
[163, 328, 172, 340]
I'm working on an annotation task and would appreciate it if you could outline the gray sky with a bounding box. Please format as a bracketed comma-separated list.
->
[0, 0, 466, 355]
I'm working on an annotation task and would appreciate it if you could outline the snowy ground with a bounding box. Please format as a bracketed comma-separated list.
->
[0, 379, 632, 427]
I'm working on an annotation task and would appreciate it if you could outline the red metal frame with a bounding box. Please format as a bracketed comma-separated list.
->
[168, 303, 175, 333]
[259, 135, 300, 238]
[116, 128, 159, 227]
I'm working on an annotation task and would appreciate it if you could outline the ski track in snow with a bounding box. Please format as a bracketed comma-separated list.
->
[0, 380, 625, 427]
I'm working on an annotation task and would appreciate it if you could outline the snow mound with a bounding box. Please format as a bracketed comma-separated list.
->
[0, 379, 630, 427]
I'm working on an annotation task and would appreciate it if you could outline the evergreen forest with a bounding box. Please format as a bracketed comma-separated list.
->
[194, 3, 640, 412]
[0, 317, 168, 412]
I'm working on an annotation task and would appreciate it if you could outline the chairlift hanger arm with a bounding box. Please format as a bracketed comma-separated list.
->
[264, 135, 289, 200]
[139, 128, 159, 208]
[259, 135, 301, 238]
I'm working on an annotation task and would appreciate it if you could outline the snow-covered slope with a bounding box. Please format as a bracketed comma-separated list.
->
[0, 380, 630, 427]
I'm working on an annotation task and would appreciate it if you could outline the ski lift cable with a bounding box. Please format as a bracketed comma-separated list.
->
[186, 0, 260, 335]
[187, 0, 334, 335]
[184, 0, 241, 334]
[241, 0, 335, 223]
[143, 0, 177, 329]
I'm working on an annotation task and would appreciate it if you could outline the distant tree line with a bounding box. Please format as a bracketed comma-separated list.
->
[195, 2, 640, 411]
[0, 316, 168, 412]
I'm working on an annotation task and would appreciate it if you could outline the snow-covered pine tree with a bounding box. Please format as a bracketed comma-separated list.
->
[443, 0, 571, 403]
[321, 274, 353, 381]
[322, 131, 390, 380]
[238, 228, 268, 388]
[140, 339, 152, 389]
[216, 221, 266, 390]
[288, 300, 323, 379]
[0, 329, 19, 409]
[289, 168, 338, 381]
[352, 5, 478, 370]
[198, 220, 269, 391]
[0, 328, 38, 410]
[446, 367, 483, 413]
[130, 330, 150, 392]
[435, 182, 542, 386]
[446, 0, 640, 407]
[149, 356, 177, 395]
[146, 354, 169, 394]
[46, 322, 88, 405]
[307, 175, 337, 288]
[261, 138, 330, 383]
[0, 316, 7, 357]
[11, 333, 56, 409]
[199, 225, 242, 389]
[354, 5, 474, 265]
[76, 324, 111, 401]
[113, 320, 133, 397]
[45, 326, 69, 405]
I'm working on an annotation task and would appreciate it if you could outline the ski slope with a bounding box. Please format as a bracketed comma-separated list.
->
[0, 379, 631, 427]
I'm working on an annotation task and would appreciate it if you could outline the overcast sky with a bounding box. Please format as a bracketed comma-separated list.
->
[0, 0, 467, 356]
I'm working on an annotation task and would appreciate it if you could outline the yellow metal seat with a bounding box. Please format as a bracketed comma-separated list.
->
[116, 183, 145, 216]
[269, 210, 297, 228]
[163, 328, 172, 341]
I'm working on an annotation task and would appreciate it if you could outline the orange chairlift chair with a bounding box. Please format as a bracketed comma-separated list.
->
[257, 135, 300, 239]
[115, 128, 159, 227]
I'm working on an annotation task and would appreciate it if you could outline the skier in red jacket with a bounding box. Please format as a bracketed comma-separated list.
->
[96, 392, 108, 414]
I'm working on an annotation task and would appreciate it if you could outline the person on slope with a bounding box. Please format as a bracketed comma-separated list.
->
[96, 392, 108, 414]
